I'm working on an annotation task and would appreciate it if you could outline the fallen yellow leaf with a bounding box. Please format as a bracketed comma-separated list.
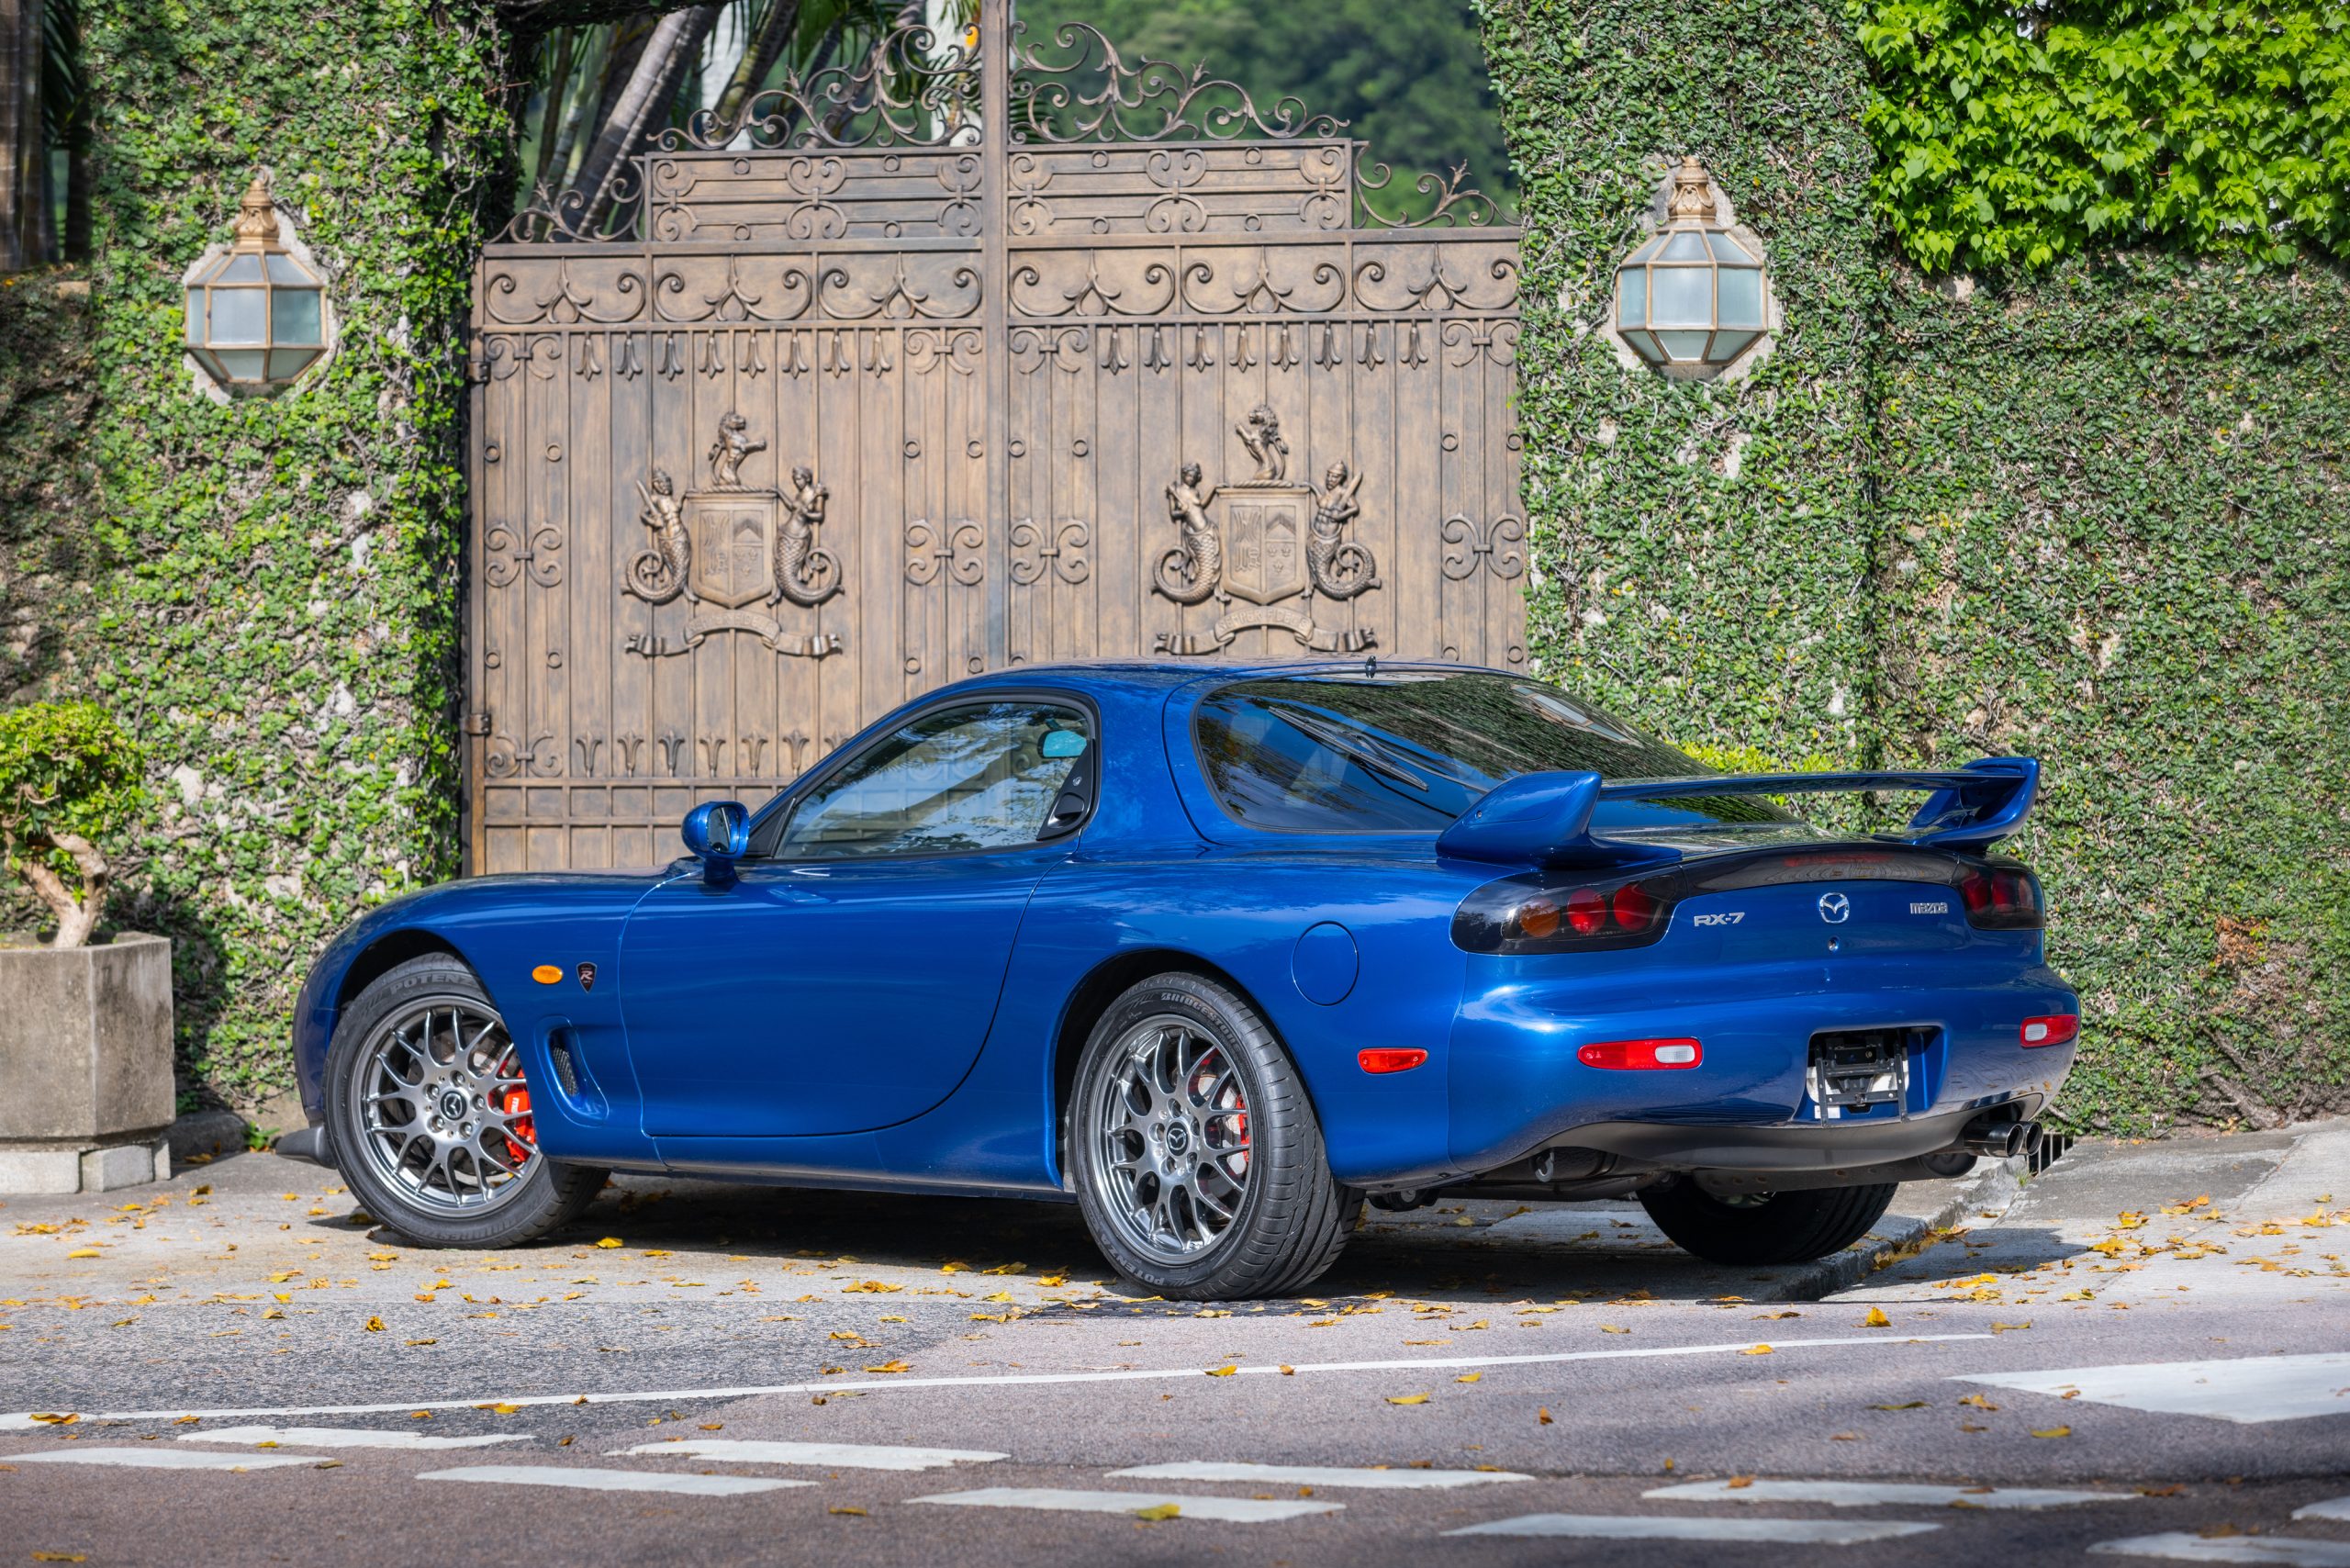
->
[594, 1238, 624, 1249]
[28, 1413, 77, 1425]
[1386, 1393, 1431, 1406]
[863, 1360, 912, 1374]
[2031, 1426, 2072, 1439]
[1600, 1325, 1629, 1334]
[1742, 1344, 1774, 1356]
[843, 1281, 902, 1294]
[1538, 1406, 1553, 1425]
[1134, 1503, 1181, 1522]
[1727, 1475, 1754, 1489]
[1456, 1372, 1482, 1383]
[828, 1506, 867, 1517]
[1204, 1365, 1238, 1377]
[364, 1316, 386, 1332]
[64, 1249, 100, 1260]
[1870, 1400, 1928, 1410]
[1863, 1307, 1891, 1327]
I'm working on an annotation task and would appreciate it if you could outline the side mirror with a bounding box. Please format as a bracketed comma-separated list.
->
[1041, 730, 1089, 761]
[680, 800, 750, 885]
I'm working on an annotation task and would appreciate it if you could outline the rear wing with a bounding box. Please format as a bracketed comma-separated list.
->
[1435, 756, 2039, 868]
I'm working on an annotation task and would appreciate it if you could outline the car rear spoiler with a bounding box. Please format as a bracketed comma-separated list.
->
[1435, 756, 2040, 868]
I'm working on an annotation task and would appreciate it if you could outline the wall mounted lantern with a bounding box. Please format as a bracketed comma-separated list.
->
[1610, 156, 1775, 381]
[184, 178, 328, 395]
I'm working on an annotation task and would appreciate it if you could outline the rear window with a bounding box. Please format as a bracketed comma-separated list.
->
[1192, 671, 1794, 834]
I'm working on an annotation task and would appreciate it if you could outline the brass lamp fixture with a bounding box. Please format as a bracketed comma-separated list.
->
[1611, 156, 1773, 379]
[185, 178, 328, 393]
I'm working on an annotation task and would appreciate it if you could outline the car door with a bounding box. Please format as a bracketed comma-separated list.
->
[617, 695, 1097, 1138]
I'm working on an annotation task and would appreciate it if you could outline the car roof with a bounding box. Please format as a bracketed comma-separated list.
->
[942, 657, 1502, 698]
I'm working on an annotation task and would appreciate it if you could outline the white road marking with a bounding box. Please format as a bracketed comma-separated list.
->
[181, 1425, 528, 1451]
[1114, 1460, 1527, 1489]
[912, 1486, 1341, 1523]
[2294, 1497, 2350, 1524]
[2088, 1533, 2350, 1564]
[1448, 1514, 1940, 1543]
[420, 1464, 808, 1497]
[9, 1446, 324, 1472]
[0, 1331, 1991, 1426]
[1648, 1478, 2123, 1510]
[612, 1439, 1004, 1471]
[1958, 1352, 2350, 1425]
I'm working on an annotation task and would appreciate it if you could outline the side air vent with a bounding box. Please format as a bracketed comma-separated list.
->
[545, 1026, 583, 1098]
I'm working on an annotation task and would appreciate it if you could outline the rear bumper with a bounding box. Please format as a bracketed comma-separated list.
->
[1551, 1099, 2039, 1170]
[1445, 957, 2076, 1175]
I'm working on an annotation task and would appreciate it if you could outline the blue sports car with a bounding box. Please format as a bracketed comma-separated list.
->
[285, 661, 2076, 1299]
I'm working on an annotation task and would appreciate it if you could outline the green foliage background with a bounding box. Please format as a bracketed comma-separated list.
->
[1481, 0, 2350, 1129]
[1856, 1, 2349, 271]
[1027, 0, 1517, 220]
[0, 1, 512, 1103]
[0, 700, 143, 902]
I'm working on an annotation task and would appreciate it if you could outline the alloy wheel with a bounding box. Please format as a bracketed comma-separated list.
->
[1088, 1015, 1253, 1265]
[348, 997, 538, 1217]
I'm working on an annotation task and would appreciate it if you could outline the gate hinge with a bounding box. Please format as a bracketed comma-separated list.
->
[463, 711, 493, 737]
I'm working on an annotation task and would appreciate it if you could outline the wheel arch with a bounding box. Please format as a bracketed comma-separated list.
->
[336, 928, 475, 1017]
[1047, 947, 1315, 1183]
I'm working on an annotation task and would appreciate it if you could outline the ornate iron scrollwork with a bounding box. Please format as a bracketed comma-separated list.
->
[1011, 20, 1344, 144]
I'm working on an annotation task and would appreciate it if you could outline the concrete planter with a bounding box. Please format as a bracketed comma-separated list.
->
[0, 932, 175, 1193]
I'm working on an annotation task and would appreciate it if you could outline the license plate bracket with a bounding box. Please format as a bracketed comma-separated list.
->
[1807, 1026, 1932, 1119]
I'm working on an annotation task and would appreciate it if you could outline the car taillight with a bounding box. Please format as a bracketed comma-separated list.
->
[2020, 1014, 2078, 1047]
[1578, 1037, 1703, 1070]
[1959, 864, 2043, 930]
[1453, 872, 1678, 955]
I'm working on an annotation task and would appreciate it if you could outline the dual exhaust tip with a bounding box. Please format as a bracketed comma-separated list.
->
[1960, 1117, 2044, 1160]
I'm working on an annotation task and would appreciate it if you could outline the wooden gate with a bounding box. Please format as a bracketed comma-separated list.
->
[467, 3, 1524, 872]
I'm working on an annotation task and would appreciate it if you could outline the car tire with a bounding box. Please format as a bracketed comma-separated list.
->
[1638, 1180, 1898, 1267]
[1069, 972, 1358, 1301]
[324, 953, 607, 1250]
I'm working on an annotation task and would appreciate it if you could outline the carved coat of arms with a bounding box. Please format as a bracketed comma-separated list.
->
[621, 412, 844, 659]
[1154, 405, 1379, 655]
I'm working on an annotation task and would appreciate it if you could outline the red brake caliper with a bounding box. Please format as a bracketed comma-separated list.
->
[499, 1086, 534, 1167]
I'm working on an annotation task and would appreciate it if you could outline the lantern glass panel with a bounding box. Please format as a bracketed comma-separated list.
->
[183, 288, 204, 345]
[217, 253, 264, 284]
[210, 288, 266, 345]
[1625, 235, 1664, 266]
[268, 347, 321, 380]
[1710, 330, 1759, 362]
[1717, 266, 1764, 329]
[265, 253, 316, 285]
[1650, 266, 1711, 326]
[1616, 272, 1645, 328]
[274, 287, 323, 345]
[1657, 330, 1712, 360]
[1662, 230, 1710, 261]
[1707, 230, 1757, 263]
[213, 349, 266, 380]
[1622, 329, 1665, 364]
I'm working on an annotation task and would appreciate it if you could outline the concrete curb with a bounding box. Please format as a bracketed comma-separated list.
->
[1762, 1154, 2032, 1302]
[165, 1107, 251, 1168]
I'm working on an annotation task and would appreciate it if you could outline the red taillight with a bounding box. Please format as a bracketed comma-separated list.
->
[1959, 865, 2043, 930]
[1564, 888, 1608, 935]
[2020, 1014, 2078, 1048]
[1577, 1037, 1702, 1070]
[1359, 1047, 1428, 1074]
[1611, 881, 1660, 932]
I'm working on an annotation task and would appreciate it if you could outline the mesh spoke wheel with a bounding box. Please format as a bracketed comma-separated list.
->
[348, 996, 539, 1218]
[1088, 1015, 1253, 1266]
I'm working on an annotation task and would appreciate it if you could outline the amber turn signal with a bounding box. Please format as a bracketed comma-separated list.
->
[531, 964, 564, 984]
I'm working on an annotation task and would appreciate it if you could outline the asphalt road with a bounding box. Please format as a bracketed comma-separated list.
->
[4, 1124, 2345, 1567]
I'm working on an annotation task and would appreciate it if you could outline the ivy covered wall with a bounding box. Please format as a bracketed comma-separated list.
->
[1480, 0, 2349, 1129]
[0, 1, 515, 1105]
[1874, 258, 2349, 1129]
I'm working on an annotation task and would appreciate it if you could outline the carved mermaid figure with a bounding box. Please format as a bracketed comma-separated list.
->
[1308, 460, 1379, 599]
[1156, 462, 1225, 606]
[773, 464, 842, 606]
[625, 469, 692, 603]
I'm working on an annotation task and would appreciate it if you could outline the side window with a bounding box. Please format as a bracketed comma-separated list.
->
[773, 700, 1091, 860]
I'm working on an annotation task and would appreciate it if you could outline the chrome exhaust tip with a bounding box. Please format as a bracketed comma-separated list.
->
[1959, 1118, 2042, 1160]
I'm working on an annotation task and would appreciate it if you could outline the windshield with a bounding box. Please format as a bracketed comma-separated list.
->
[1192, 671, 1797, 834]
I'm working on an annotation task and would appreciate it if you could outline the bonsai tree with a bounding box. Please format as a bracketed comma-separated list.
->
[0, 701, 144, 948]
